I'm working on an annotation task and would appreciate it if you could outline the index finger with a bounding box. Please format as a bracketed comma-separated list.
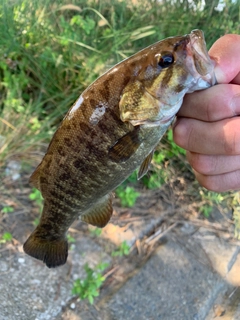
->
[178, 83, 240, 121]
[211, 34, 240, 84]
[178, 34, 240, 120]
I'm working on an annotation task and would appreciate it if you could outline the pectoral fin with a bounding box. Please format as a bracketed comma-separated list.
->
[138, 150, 154, 179]
[81, 193, 113, 228]
[109, 126, 141, 162]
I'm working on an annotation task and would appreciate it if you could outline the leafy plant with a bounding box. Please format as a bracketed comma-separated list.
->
[166, 129, 186, 157]
[89, 227, 102, 237]
[231, 192, 240, 239]
[72, 262, 109, 304]
[29, 188, 43, 210]
[115, 185, 140, 207]
[142, 170, 167, 190]
[0, 232, 13, 244]
[199, 189, 226, 218]
[1, 206, 14, 214]
[67, 234, 76, 243]
[33, 217, 40, 227]
[199, 204, 213, 218]
[111, 240, 130, 257]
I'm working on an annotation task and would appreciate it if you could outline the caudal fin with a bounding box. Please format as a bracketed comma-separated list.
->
[23, 231, 68, 268]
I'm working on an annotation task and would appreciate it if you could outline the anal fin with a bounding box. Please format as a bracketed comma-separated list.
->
[81, 193, 113, 228]
[138, 150, 154, 179]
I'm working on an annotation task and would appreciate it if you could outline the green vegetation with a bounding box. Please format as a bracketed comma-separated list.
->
[0, 0, 239, 239]
[231, 193, 240, 239]
[0, 0, 239, 307]
[29, 188, 43, 210]
[29, 188, 43, 225]
[111, 240, 131, 257]
[67, 234, 76, 243]
[142, 131, 184, 189]
[115, 185, 140, 207]
[0, 0, 238, 219]
[72, 262, 109, 304]
[89, 227, 102, 237]
[0, 0, 239, 168]
[0, 232, 13, 244]
[199, 189, 226, 218]
[1, 206, 14, 214]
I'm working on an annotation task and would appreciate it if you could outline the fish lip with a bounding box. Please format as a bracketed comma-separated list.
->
[160, 115, 175, 124]
[188, 29, 216, 86]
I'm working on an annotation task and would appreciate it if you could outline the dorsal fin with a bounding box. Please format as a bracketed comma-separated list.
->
[81, 193, 113, 228]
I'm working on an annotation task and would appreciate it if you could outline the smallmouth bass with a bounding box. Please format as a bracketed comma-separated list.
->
[24, 30, 216, 267]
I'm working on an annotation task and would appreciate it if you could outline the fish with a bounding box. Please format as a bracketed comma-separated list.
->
[23, 29, 216, 268]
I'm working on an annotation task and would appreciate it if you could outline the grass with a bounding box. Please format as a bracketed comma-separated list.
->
[0, 0, 239, 307]
[0, 0, 239, 223]
[1, 0, 239, 163]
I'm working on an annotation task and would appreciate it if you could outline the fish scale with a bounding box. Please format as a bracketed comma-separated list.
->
[23, 30, 216, 268]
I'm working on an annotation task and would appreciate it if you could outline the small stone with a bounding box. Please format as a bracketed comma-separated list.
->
[73, 274, 79, 280]
[70, 303, 76, 309]
[0, 262, 9, 272]
[18, 258, 25, 264]
[5, 160, 21, 181]
[213, 304, 225, 317]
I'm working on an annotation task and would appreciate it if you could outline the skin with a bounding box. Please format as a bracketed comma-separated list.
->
[173, 34, 240, 192]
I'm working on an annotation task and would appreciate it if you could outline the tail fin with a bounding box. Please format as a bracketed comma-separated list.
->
[23, 230, 68, 268]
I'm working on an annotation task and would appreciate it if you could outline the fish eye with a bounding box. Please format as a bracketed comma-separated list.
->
[158, 53, 174, 68]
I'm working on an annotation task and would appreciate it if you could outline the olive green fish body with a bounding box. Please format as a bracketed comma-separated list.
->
[24, 30, 216, 267]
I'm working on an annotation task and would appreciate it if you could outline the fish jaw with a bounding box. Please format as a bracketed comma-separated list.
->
[185, 29, 216, 91]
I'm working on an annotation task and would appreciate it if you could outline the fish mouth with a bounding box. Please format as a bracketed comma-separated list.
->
[188, 30, 216, 86]
[172, 30, 216, 88]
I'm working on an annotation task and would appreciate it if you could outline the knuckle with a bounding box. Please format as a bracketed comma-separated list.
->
[220, 34, 240, 45]
[187, 153, 216, 175]
[224, 129, 240, 155]
[173, 120, 188, 148]
[198, 175, 222, 192]
[196, 171, 240, 192]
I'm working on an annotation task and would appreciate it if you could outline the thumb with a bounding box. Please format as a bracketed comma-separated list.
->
[209, 34, 240, 84]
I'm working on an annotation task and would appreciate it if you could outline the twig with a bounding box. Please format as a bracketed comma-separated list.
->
[145, 222, 178, 245]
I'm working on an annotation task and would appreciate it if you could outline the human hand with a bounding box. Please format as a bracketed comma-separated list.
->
[173, 34, 240, 192]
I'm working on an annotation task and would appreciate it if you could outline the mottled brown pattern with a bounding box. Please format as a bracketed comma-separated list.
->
[23, 30, 216, 268]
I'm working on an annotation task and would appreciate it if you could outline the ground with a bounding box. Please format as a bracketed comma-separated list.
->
[1, 161, 240, 320]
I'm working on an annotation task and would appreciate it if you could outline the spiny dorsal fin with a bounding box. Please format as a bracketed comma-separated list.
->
[108, 126, 141, 162]
[138, 150, 154, 180]
[81, 194, 113, 228]
[29, 154, 52, 190]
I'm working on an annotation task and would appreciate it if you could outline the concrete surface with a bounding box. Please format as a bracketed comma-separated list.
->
[1, 219, 240, 320]
[106, 239, 224, 320]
